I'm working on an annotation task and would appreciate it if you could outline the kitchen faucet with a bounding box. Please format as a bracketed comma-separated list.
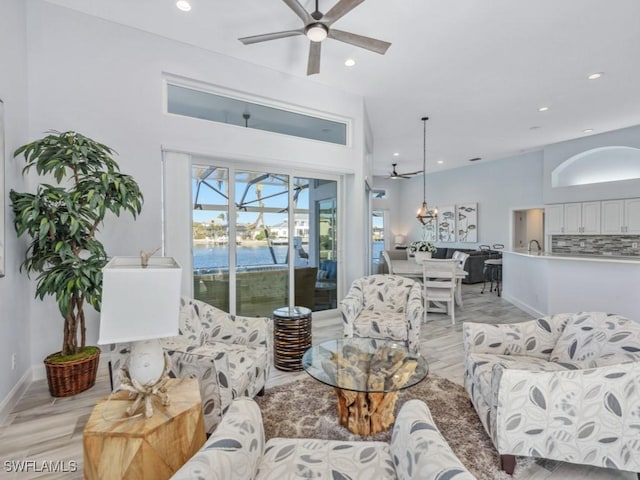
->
[527, 239, 541, 252]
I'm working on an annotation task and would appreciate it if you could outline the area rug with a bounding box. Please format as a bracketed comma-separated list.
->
[256, 375, 533, 480]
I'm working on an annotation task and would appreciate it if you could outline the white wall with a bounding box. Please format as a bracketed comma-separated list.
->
[23, 1, 368, 369]
[0, 1, 32, 404]
[394, 151, 545, 248]
[543, 124, 640, 204]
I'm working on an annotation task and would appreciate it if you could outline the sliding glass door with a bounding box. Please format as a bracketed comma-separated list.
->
[191, 163, 338, 316]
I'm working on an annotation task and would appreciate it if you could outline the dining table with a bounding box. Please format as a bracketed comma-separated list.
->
[390, 259, 468, 309]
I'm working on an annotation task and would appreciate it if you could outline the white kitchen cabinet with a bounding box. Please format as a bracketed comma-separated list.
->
[601, 200, 624, 234]
[548, 199, 640, 236]
[562, 202, 600, 234]
[601, 199, 640, 234]
[545, 204, 564, 234]
[563, 203, 581, 234]
[624, 198, 640, 234]
[581, 202, 601, 234]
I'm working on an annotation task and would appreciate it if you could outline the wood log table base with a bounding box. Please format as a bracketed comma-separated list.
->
[334, 388, 399, 435]
[324, 344, 419, 435]
[303, 339, 427, 436]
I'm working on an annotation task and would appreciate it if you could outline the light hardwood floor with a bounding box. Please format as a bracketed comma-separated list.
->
[0, 283, 635, 479]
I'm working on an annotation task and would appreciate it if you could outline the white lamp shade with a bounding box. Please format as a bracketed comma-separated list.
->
[98, 256, 182, 345]
[394, 235, 406, 245]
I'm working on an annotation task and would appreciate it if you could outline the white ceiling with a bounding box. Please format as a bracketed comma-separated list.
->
[44, 0, 640, 176]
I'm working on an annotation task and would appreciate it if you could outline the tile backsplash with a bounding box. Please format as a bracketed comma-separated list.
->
[551, 235, 640, 257]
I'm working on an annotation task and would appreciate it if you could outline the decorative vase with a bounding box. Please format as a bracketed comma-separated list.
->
[414, 252, 432, 263]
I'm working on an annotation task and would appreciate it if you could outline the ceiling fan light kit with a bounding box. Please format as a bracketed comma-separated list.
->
[306, 23, 328, 42]
[238, 0, 391, 75]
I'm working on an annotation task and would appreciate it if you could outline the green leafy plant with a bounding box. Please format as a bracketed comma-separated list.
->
[10, 131, 143, 359]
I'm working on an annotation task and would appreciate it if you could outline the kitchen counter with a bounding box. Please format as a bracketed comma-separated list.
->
[507, 249, 640, 264]
[502, 250, 640, 321]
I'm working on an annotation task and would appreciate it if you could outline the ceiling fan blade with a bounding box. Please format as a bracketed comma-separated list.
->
[403, 170, 424, 176]
[282, 0, 312, 24]
[307, 41, 321, 76]
[328, 29, 391, 54]
[239, 29, 304, 45]
[322, 0, 365, 25]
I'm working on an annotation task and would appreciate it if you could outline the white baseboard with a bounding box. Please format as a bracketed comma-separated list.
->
[502, 293, 546, 318]
[0, 368, 33, 424]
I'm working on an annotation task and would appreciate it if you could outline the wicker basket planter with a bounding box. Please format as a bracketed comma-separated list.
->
[44, 348, 101, 397]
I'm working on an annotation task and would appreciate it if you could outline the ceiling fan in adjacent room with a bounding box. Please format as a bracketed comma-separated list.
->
[388, 163, 423, 180]
[238, 0, 391, 76]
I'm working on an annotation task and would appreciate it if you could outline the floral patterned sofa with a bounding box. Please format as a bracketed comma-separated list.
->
[340, 275, 423, 353]
[171, 397, 476, 480]
[463, 312, 640, 475]
[110, 297, 272, 433]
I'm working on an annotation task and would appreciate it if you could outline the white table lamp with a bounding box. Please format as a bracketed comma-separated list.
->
[99, 256, 182, 417]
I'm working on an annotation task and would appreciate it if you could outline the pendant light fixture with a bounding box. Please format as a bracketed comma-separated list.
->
[416, 116, 437, 224]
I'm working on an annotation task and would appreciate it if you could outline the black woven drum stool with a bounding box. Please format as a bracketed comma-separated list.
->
[273, 306, 312, 371]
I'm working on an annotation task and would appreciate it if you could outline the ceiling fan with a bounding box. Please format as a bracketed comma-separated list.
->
[238, 0, 391, 76]
[388, 163, 423, 180]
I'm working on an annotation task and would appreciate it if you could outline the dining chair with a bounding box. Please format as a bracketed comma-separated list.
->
[422, 259, 458, 325]
[382, 250, 394, 274]
[451, 251, 470, 308]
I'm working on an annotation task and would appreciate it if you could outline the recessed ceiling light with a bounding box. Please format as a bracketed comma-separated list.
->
[393, 152, 399, 157]
[469, 157, 482, 162]
[583, 128, 594, 134]
[176, 0, 191, 11]
[344, 58, 356, 67]
[437, 160, 444, 164]
[538, 106, 550, 112]
[588, 72, 603, 80]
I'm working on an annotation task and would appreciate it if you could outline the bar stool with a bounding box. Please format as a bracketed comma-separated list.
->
[481, 244, 504, 296]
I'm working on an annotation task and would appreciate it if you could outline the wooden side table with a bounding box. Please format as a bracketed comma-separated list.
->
[83, 378, 205, 480]
[273, 306, 312, 371]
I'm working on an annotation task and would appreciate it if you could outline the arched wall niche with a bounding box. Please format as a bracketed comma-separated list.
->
[552, 146, 640, 187]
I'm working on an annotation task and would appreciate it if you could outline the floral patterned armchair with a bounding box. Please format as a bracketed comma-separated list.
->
[171, 397, 476, 480]
[109, 297, 272, 433]
[463, 312, 640, 475]
[340, 275, 423, 353]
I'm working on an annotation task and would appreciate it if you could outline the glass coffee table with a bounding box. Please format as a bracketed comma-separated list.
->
[302, 338, 428, 435]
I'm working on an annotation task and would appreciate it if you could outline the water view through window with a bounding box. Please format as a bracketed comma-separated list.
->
[192, 164, 338, 316]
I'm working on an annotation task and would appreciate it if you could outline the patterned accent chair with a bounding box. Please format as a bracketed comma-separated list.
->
[171, 397, 476, 480]
[463, 312, 640, 475]
[340, 275, 423, 353]
[110, 297, 272, 433]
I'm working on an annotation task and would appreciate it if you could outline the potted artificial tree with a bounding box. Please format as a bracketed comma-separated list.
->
[10, 131, 143, 397]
